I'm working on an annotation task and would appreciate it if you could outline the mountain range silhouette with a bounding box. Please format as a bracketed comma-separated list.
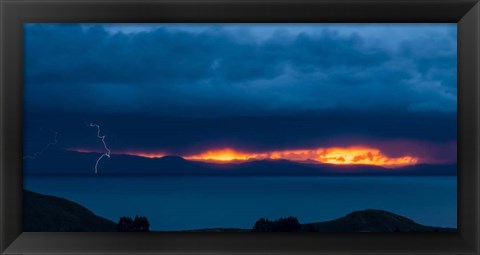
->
[24, 149, 456, 176]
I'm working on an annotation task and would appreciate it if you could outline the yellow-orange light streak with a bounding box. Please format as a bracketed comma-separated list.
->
[123, 152, 166, 159]
[184, 146, 418, 168]
[313, 147, 418, 167]
[70, 146, 419, 168]
[184, 148, 256, 162]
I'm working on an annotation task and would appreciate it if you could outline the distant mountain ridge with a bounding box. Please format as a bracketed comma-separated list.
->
[24, 149, 457, 176]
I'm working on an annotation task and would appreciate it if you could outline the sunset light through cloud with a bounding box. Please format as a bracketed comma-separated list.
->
[184, 148, 253, 162]
[70, 146, 420, 168]
[184, 147, 418, 167]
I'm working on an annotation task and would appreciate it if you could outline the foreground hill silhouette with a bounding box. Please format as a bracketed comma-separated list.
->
[24, 190, 116, 231]
[302, 209, 455, 232]
[24, 149, 456, 176]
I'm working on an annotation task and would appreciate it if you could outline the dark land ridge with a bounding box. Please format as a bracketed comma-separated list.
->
[25, 149, 456, 176]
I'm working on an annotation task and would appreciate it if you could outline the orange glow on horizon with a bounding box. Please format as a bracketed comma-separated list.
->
[122, 152, 166, 159]
[312, 147, 418, 167]
[69, 146, 419, 168]
[184, 146, 418, 168]
[184, 148, 253, 162]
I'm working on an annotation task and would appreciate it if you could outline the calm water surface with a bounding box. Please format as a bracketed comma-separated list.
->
[24, 176, 457, 231]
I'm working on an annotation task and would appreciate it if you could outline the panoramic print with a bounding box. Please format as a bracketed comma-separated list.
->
[23, 24, 457, 232]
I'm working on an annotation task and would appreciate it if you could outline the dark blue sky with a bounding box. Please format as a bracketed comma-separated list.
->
[23, 24, 457, 163]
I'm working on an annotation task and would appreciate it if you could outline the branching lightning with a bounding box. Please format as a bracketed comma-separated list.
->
[89, 123, 111, 175]
[23, 130, 58, 160]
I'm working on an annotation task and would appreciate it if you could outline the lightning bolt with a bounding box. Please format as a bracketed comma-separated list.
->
[24, 130, 58, 160]
[89, 123, 111, 175]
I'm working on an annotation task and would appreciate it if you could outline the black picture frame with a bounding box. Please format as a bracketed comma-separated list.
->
[1, 0, 479, 254]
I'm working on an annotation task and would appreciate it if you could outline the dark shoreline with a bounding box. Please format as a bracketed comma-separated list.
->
[24, 190, 456, 233]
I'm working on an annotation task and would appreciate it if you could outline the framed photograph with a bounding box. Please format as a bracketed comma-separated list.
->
[1, 0, 479, 254]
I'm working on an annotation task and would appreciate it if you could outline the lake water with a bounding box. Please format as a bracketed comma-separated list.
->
[24, 176, 457, 231]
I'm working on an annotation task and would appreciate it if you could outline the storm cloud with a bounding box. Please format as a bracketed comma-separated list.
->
[24, 24, 456, 116]
[23, 24, 457, 163]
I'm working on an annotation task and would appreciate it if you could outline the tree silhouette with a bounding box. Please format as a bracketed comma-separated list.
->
[117, 216, 135, 232]
[252, 216, 301, 232]
[117, 215, 150, 232]
[252, 218, 272, 232]
[134, 215, 150, 232]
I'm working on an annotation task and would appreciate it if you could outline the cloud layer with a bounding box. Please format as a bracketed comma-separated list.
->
[24, 23, 457, 116]
[23, 24, 457, 164]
